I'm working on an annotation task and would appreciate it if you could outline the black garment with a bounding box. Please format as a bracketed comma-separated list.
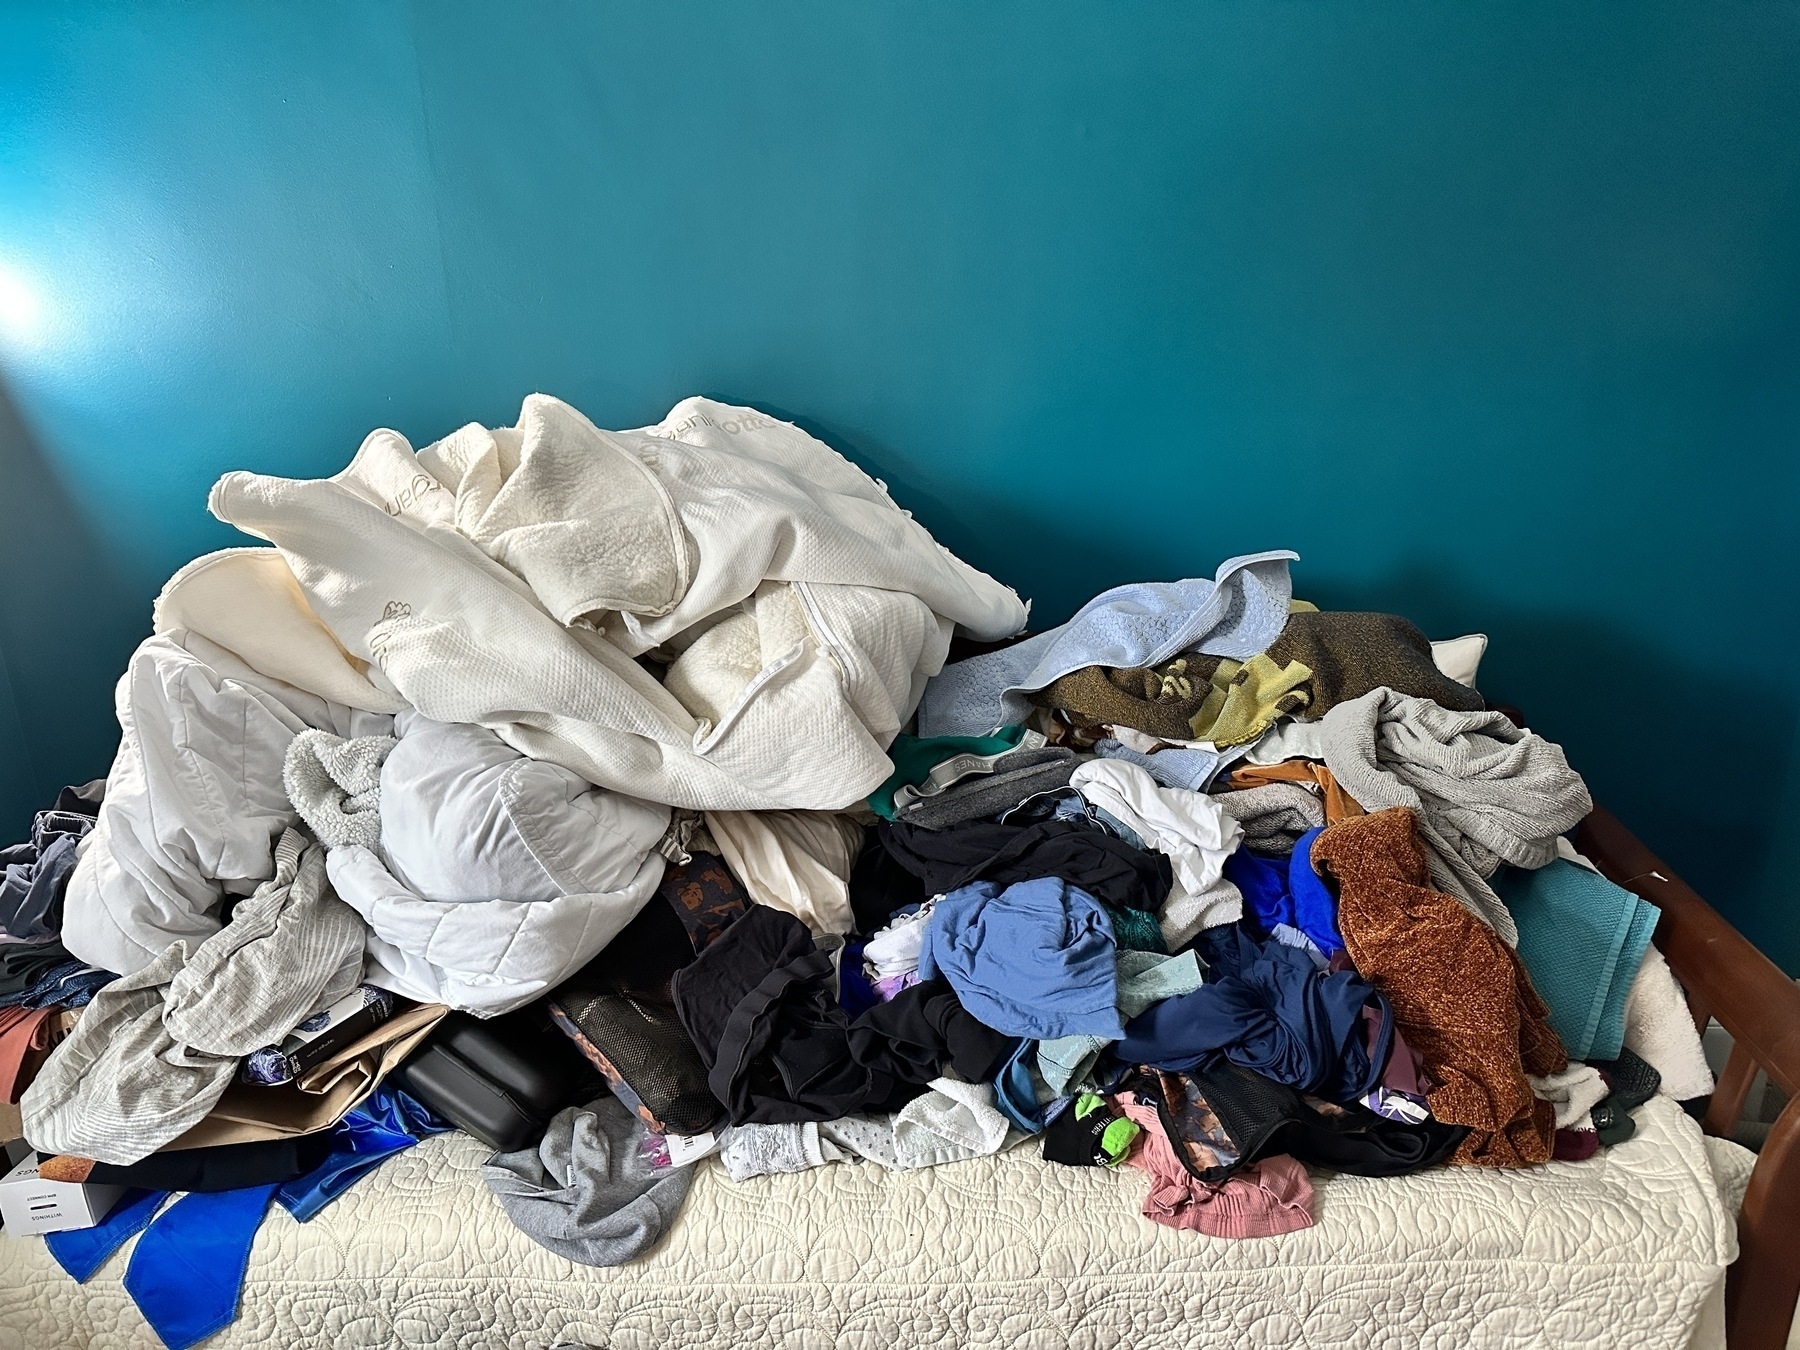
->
[1042, 1097, 1124, 1168]
[1589, 1049, 1662, 1146]
[880, 817, 1172, 913]
[53, 780, 106, 816]
[669, 907, 1018, 1126]
[578, 878, 700, 1003]
[0, 795, 99, 941]
[82, 1133, 336, 1193]
[847, 977, 1019, 1087]
[670, 904, 909, 1125]
[1179, 1061, 1467, 1180]
[848, 826, 930, 934]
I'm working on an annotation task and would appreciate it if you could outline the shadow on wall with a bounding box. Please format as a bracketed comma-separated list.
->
[1313, 560, 1799, 972]
[0, 374, 147, 837]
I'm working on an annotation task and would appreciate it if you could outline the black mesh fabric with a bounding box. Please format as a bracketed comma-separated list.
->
[547, 985, 719, 1135]
[1188, 1061, 1468, 1177]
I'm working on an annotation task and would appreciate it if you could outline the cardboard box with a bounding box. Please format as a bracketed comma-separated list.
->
[0, 1151, 126, 1235]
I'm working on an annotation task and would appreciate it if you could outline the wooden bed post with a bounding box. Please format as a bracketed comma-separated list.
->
[1575, 806, 1800, 1350]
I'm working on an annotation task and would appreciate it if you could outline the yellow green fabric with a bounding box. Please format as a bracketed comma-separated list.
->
[1186, 654, 1314, 746]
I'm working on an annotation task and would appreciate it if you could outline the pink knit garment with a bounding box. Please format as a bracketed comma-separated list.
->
[1116, 1097, 1315, 1239]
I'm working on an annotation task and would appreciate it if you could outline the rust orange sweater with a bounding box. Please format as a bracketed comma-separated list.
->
[1312, 806, 1566, 1167]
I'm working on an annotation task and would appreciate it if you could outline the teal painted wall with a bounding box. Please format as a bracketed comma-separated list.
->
[1, 2, 1796, 967]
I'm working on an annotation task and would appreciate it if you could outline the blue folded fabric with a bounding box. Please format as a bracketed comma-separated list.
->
[1092, 739, 1226, 792]
[917, 551, 1297, 736]
[123, 1184, 279, 1350]
[5, 960, 115, 1009]
[920, 877, 1121, 1039]
[1225, 828, 1343, 956]
[1114, 925, 1385, 1100]
[46, 1085, 449, 1350]
[50, 1182, 276, 1350]
[45, 1188, 168, 1282]
[992, 1039, 1051, 1134]
[1494, 858, 1659, 1061]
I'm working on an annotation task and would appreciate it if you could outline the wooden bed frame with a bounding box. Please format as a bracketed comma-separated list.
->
[1576, 807, 1800, 1350]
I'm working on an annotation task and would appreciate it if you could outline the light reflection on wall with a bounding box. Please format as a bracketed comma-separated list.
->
[0, 262, 44, 349]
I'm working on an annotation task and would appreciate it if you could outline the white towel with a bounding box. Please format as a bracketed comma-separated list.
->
[1069, 758, 1245, 946]
[1622, 945, 1716, 1100]
[283, 728, 395, 850]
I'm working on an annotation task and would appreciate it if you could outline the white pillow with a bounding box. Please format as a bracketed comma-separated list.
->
[1430, 633, 1488, 690]
[378, 711, 670, 901]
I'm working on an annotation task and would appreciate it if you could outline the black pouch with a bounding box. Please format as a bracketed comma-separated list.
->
[396, 1007, 595, 1152]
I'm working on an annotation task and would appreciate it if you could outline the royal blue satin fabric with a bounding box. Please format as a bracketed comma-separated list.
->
[122, 1184, 279, 1350]
[276, 1086, 448, 1222]
[43, 1084, 450, 1348]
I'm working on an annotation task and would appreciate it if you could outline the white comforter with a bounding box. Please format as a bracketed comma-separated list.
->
[198, 394, 1026, 812]
[59, 630, 393, 977]
[0, 1096, 1751, 1349]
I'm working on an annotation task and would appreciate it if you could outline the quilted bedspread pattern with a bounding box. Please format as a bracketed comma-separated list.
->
[0, 1096, 1749, 1349]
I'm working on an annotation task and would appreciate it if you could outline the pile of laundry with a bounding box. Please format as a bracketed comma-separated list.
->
[0, 396, 1719, 1343]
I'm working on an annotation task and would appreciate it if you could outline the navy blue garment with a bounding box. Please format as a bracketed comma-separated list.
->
[123, 1184, 280, 1350]
[45, 1187, 167, 1281]
[6, 958, 114, 1009]
[0, 794, 99, 941]
[1114, 926, 1387, 1101]
[276, 1086, 450, 1222]
[82, 1134, 337, 1194]
[1225, 828, 1343, 955]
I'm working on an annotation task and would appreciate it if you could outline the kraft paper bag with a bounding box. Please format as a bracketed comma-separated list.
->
[160, 1001, 447, 1151]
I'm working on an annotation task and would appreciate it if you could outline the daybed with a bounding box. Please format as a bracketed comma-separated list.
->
[0, 805, 1793, 1350]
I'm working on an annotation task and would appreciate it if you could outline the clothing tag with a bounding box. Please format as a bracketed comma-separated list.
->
[661, 1130, 721, 1167]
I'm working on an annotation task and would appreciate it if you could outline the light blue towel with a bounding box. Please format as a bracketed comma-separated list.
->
[1495, 858, 1659, 1062]
[1092, 738, 1228, 791]
[916, 550, 1298, 736]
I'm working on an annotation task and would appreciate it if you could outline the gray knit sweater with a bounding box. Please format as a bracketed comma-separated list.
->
[1318, 688, 1592, 944]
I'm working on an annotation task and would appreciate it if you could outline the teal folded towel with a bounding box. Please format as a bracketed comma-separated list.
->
[1495, 858, 1658, 1061]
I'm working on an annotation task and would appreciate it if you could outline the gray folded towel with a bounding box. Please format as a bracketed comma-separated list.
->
[895, 746, 1080, 831]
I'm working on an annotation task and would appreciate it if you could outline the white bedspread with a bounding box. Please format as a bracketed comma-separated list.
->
[0, 1096, 1753, 1349]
